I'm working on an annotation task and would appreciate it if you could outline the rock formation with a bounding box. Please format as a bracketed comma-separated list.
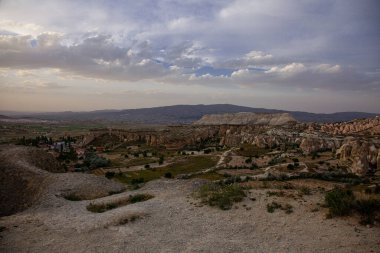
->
[336, 140, 379, 176]
[0, 145, 125, 216]
[310, 116, 380, 136]
[83, 115, 380, 176]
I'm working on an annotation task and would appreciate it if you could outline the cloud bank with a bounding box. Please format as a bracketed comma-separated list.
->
[0, 0, 379, 112]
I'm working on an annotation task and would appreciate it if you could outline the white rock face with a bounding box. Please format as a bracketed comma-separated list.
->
[193, 112, 297, 126]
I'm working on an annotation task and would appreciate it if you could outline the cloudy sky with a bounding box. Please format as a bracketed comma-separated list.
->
[0, 0, 379, 113]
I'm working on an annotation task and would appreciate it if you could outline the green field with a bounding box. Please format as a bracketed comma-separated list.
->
[236, 144, 269, 157]
[115, 155, 218, 185]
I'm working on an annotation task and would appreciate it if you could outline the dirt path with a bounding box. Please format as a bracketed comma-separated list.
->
[216, 148, 236, 168]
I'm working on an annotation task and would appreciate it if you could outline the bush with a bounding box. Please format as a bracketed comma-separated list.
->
[204, 149, 212, 154]
[131, 177, 144, 185]
[287, 164, 294, 170]
[266, 201, 293, 214]
[283, 204, 293, 214]
[64, 193, 82, 201]
[196, 183, 246, 210]
[266, 191, 285, 197]
[158, 156, 164, 165]
[299, 186, 311, 196]
[129, 194, 153, 204]
[87, 194, 153, 213]
[164, 172, 172, 178]
[105, 171, 115, 179]
[84, 152, 110, 169]
[267, 201, 281, 213]
[325, 188, 355, 217]
[250, 163, 258, 170]
[356, 199, 380, 225]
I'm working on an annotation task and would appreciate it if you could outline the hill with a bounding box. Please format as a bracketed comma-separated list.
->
[11, 104, 379, 124]
[193, 112, 296, 125]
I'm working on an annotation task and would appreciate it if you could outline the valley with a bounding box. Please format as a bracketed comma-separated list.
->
[1, 112, 380, 252]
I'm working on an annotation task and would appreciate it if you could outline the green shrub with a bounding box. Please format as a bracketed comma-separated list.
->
[108, 189, 125, 195]
[105, 171, 115, 179]
[287, 164, 294, 170]
[87, 194, 153, 213]
[355, 199, 380, 225]
[158, 156, 164, 165]
[250, 163, 259, 170]
[325, 188, 355, 217]
[129, 194, 153, 204]
[299, 186, 311, 196]
[64, 193, 82, 201]
[283, 204, 293, 214]
[196, 183, 246, 210]
[267, 191, 285, 197]
[267, 201, 281, 213]
[164, 172, 172, 178]
[204, 149, 212, 154]
[131, 177, 144, 185]
[266, 202, 293, 214]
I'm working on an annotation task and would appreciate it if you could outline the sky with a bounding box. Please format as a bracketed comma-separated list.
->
[0, 0, 379, 113]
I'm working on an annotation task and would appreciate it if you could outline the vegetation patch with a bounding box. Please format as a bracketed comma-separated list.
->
[236, 144, 268, 157]
[190, 171, 225, 181]
[356, 198, 380, 225]
[195, 182, 246, 210]
[64, 193, 83, 201]
[118, 214, 143, 225]
[267, 201, 293, 214]
[108, 189, 125, 195]
[87, 194, 153, 213]
[298, 186, 312, 196]
[266, 191, 285, 197]
[325, 188, 355, 217]
[325, 187, 380, 225]
[116, 156, 217, 185]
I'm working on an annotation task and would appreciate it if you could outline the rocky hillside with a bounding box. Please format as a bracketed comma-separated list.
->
[85, 116, 380, 176]
[193, 112, 297, 126]
[0, 146, 125, 217]
[315, 116, 380, 135]
[0, 146, 61, 216]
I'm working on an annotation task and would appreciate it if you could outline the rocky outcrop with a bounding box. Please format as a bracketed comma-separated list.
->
[309, 116, 380, 136]
[299, 137, 343, 154]
[193, 112, 297, 126]
[0, 145, 125, 216]
[84, 118, 379, 176]
[336, 140, 379, 176]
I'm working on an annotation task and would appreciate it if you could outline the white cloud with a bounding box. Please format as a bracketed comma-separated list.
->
[266, 63, 306, 74]
[231, 69, 250, 78]
[244, 51, 273, 61]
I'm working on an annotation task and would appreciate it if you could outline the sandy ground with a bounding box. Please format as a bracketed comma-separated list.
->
[1, 178, 379, 253]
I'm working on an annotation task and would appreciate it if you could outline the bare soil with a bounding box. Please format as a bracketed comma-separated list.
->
[1, 178, 379, 253]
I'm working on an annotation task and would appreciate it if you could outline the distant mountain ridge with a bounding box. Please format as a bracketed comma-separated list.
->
[193, 112, 296, 125]
[5, 104, 379, 124]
